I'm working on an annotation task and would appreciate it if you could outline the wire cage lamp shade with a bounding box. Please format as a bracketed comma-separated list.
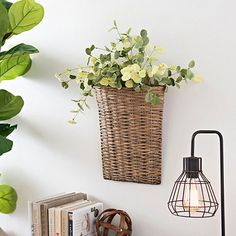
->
[168, 156, 219, 218]
[167, 130, 226, 236]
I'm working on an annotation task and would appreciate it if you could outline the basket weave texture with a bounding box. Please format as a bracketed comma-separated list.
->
[95, 86, 165, 185]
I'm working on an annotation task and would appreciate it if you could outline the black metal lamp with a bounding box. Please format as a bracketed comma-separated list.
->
[168, 130, 225, 236]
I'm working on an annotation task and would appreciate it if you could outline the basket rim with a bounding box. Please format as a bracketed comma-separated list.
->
[95, 85, 165, 92]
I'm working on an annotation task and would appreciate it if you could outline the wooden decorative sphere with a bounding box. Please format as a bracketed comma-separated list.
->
[96, 208, 132, 236]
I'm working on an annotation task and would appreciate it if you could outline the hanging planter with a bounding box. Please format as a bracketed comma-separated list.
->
[95, 86, 164, 184]
[56, 21, 200, 184]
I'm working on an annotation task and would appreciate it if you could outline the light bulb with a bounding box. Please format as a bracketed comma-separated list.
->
[183, 179, 202, 212]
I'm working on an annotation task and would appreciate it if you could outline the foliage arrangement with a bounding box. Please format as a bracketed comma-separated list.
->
[0, 0, 44, 214]
[57, 21, 201, 123]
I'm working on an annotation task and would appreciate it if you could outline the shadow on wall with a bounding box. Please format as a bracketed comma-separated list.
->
[0, 168, 43, 218]
[23, 53, 69, 84]
[22, 51, 87, 104]
[16, 116, 100, 161]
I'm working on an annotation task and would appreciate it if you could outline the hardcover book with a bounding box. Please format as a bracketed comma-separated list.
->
[72, 202, 103, 236]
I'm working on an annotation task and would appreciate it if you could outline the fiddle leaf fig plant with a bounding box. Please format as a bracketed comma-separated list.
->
[0, 0, 44, 82]
[0, 123, 17, 156]
[0, 185, 17, 214]
[0, 0, 44, 214]
[0, 3, 9, 44]
[8, 0, 44, 35]
[0, 90, 24, 121]
[0, 89, 23, 156]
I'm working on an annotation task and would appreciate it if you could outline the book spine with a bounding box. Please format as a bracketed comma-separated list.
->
[55, 208, 62, 236]
[32, 203, 40, 236]
[61, 210, 68, 236]
[72, 211, 79, 236]
[28, 201, 34, 236]
[68, 212, 73, 236]
[48, 208, 55, 236]
[38, 204, 42, 236]
[41, 205, 47, 236]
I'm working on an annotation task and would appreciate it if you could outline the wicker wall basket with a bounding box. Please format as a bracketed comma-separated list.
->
[95, 86, 165, 185]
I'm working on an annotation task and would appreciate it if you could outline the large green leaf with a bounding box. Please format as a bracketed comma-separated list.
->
[0, 0, 12, 10]
[0, 2, 9, 44]
[0, 185, 17, 213]
[0, 90, 24, 120]
[8, 0, 44, 35]
[0, 43, 39, 60]
[0, 123, 17, 137]
[0, 134, 13, 155]
[0, 54, 32, 81]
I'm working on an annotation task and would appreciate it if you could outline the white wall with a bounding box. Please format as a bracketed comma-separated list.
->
[0, 0, 235, 235]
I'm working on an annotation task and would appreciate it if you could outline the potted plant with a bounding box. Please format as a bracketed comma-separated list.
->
[0, 0, 44, 213]
[57, 21, 201, 184]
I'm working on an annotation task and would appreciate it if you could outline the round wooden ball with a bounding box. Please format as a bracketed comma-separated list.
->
[96, 208, 132, 236]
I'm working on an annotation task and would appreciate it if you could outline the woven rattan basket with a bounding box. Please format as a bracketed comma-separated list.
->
[95, 86, 165, 185]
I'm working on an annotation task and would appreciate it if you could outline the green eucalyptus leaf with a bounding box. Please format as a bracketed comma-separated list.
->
[106, 53, 111, 61]
[117, 80, 122, 89]
[0, 2, 9, 45]
[0, 123, 17, 137]
[134, 85, 141, 92]
[180, 69, 187, 77]
[8, 0, 44, 35]
[114, 51, 120, 59]
[0, 135, 13, 155]
[69, 74, 76, 80]
[162, 77, 171, 85]
[170, 78, 175, 86]
[0, 185, 17, 213]
[176, 76, 182, 83]
[61, 81, 68, 89]
[80, 83, 85, 90]
[137, 53, 144, 63]
[0, 43, 39, 60]
[0, 54, 32, 81]
[187, 69, 194, 79]
[109, 67, 118, 73]
[135, 36, 143, 49]
[145, 91, 152, 103]
[111, 42, 116, 48]
[90, 45, 95, 51]
[0, 89, 24, 120]
[140, 29, 147, 38]
[85, 48, 91, 55]
[152, 94, 160, 106]
[176, 66, 181, 72]
[142, 36, 149, 46]
[87, 73, 95, 80]
[188, 60, 195, 68]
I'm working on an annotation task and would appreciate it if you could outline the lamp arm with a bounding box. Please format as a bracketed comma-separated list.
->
[190, 130, 225, 236]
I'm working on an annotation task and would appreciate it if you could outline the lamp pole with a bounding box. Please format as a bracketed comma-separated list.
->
[190, 130, 225, 236]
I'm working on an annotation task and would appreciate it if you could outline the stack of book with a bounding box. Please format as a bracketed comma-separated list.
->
[28, 192, 103, 236]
